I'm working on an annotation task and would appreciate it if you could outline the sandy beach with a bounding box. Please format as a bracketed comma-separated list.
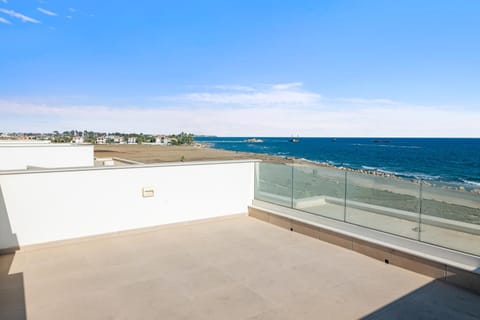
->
[93, 144, 377, 170]
[94, 144, 292, 164]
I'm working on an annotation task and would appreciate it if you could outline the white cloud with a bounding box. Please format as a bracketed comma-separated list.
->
[1, 97, 479, 137]
[212, 85, 256, 92]
[182, 91, 321, 106]
[0, 0, 7, 4]
[335, 97, 397, 105]
[272, 82, 303, 90]
[0, 8, 40, 23]
[37, 8, 57, 17]
[174, 83, 321, 106]
[68, 8, 76, 12]
[0, 16, 10, 24]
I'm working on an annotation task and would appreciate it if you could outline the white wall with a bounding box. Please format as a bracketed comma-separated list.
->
[0, 140, 51, 144]
[0, 161, 256, 249]
[0, 144, 94, 170]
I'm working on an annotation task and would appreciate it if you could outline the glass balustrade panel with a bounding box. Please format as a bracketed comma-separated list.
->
[255, 162, 293, 207]
[419, 181, 480, 256]
[345, 172, 421, 240]
[292, 165, 345, 221]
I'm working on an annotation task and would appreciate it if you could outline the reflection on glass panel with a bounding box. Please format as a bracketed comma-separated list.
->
[254, 162, 293, 207]
[292, 166, 345, 221]
[419, 181, 480, 256]
[254, 162, 480, 257]
[345, 172, 421, 240]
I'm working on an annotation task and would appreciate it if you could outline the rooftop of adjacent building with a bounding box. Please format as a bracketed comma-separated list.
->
[1, 215, 479, 320]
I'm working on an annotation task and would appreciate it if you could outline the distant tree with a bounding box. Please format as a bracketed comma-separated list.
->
[85, 135, 96, 144]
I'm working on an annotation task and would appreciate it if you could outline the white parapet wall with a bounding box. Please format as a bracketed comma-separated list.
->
[0, 143, 94, 171]
[0, 160, 257, 250]
[0, 140, 51, 144]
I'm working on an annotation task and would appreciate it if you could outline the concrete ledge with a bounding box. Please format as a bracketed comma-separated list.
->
[248, 206, 480, 294]
[0, 159, 261, 175]
[390, 248, 447, 279]
[446, 266, 480, 293]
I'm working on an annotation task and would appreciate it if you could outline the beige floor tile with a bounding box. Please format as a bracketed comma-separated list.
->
[168, 266, 237, 298]
[190, 283, 271, 320]
[246, 308, 293, 320]
[0, 215, 478, 320]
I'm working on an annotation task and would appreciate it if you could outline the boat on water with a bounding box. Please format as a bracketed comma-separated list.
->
[289, 138, 300, 143]
[244, 138, 264, 143]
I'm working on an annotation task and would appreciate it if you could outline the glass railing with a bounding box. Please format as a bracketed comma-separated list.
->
[255, 162, 293, 207]
[293, 165, 346, 221]
[254, 162, 480, 257]
[345, 171, 421, 240]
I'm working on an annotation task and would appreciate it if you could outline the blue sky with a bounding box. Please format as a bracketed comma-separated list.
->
[1, 0, 479, 136]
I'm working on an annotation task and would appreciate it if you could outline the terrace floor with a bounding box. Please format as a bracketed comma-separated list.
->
[1, 215, 479, 320]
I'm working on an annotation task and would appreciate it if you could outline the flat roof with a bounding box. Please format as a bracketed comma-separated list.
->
[0, 159, 260, 175]
[1, 215, 478, 319]
[0, 143, 92, 148]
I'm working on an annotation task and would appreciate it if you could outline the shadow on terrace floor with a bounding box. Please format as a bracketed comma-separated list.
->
[0, 186, 26, 320]
[361, 279, 480, 320]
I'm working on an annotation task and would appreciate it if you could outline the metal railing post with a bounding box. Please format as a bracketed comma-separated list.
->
[343, 171, 348, 222]
[418, 180, 423, 241]
[291, 165, 294, 208]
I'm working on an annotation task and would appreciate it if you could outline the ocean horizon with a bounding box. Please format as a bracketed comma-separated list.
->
[196, 137, 480, 188]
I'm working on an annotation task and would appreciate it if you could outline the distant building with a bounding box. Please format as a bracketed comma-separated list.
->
[113, 136, 124, 144]
[127, 137, 137, 144]
[96, 136, 107, 144]
[155, 135, 170, 145]
[72, 136, 84, 144]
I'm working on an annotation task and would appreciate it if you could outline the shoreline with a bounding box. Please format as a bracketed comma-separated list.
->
[198, 143, 480, 195]
[93, 143, 480, 195]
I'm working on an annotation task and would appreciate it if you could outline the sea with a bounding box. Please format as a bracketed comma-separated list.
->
[195, 137, 480, 189]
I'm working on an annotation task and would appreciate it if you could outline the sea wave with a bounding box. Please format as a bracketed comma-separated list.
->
[203, 140, 245, 143]
[380, 170, 441, 181]
[360, 165, 441, 181]
[461, 179, 480, 187]
[407, 173, 442, 181]
[378, 145, 422, 149]
[352, 143, 421, 149]
[326, 160, 339, 165]
[352, 143, 370, 147]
